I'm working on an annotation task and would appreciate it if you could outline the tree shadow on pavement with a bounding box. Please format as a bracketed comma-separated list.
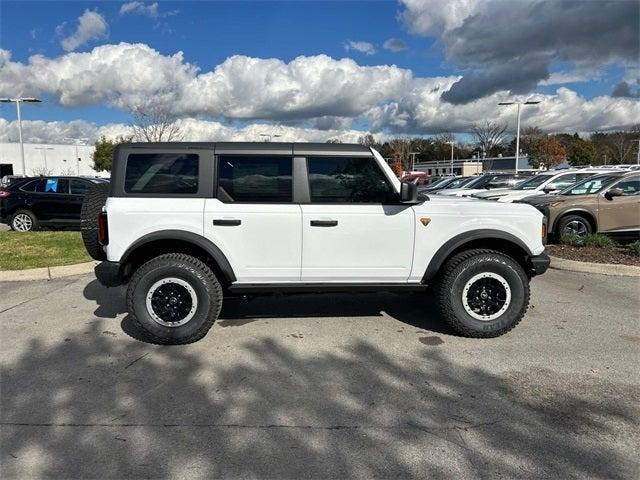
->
[1, 323, 638, 478]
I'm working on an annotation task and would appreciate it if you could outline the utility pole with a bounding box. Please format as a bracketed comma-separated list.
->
[0, 97, 42, 175]
[499, 99, 541, 174]
[447, 141, 455, 174]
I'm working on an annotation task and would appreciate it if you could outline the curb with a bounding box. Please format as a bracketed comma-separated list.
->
[0, 261, 97, 282]
[549, 255, 640, 277]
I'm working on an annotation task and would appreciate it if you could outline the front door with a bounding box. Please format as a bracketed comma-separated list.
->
[598, 175, 640, 234]
[300, 156, 415, 282]
[204, 155, 302, 283]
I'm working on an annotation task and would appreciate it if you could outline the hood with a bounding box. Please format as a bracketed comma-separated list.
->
[415, 194, 542, 218]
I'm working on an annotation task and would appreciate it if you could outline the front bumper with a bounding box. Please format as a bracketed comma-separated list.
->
[95, 261, 124, 287]
[527, 253, 551, 277]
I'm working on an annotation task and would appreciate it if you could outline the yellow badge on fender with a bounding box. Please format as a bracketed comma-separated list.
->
[420, 217, 431, 226]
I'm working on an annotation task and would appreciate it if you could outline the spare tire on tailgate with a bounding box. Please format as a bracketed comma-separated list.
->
[81, 182, 110, 261]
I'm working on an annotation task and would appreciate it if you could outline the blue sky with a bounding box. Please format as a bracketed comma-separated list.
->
[0, 1, 638, 143]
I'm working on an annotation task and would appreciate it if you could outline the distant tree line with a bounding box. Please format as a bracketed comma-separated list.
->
[355, 123, 640, 172]
[90, 104, 639, 172]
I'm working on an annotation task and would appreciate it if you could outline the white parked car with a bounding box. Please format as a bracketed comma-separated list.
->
[435, 173, 531, 197]
[470, 169, 604, 202]
[81, 142, 549, 344]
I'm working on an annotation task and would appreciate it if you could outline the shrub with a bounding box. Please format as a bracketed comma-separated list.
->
[560, 232, 582, 246]
[583, 233, 616, 248]
[626, 240, 640, 257]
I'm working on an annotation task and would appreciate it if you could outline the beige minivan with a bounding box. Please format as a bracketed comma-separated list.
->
[519, 171, 640, 241]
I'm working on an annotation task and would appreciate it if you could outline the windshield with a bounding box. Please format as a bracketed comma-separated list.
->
[560, 174, 620, 195]
[463, 176, 489, 188]
[514, 174, 553, 190]
[442, 177, 472, 189]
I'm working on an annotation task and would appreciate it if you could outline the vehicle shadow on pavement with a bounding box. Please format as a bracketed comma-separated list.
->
[218, 292, 455, 335]
[1, 324, 638, 478]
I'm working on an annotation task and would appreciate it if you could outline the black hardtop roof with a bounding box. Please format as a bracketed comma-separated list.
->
[120, 142, 372, 156]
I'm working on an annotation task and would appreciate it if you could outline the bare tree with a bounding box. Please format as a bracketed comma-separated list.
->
[607, 130, 635, 164]
[357, 133, 377, 147]
[471, 121, 507, 156]
[389, 138, 412, 174]
[31, 167, 53, 176]
[129, 104, 183, 142]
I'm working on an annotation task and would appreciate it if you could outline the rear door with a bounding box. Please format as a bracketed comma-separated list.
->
[203, 153, 302, 283]
[598, 175, 640, 234]
[32, 178, 72, 222]
[300, 156, 414, 282]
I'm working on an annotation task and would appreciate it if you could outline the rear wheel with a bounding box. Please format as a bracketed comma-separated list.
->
[81, 182, 110, 260]
[126, 253, 223, 344]
[10, 210, 38, 232]
[435, 249, 530, 338]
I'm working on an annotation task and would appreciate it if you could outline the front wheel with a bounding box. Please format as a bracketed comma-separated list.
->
[126, 253, 223, 344]
[435, 249, 530, 338]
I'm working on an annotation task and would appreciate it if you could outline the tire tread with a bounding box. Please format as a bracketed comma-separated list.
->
[435, 248, 530, 338]
[126, 253, 222, 344]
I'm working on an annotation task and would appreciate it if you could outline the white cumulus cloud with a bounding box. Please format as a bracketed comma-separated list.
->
[59, 9, 108, 52]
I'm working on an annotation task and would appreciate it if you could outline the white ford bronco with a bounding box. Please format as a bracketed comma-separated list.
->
[82, 142, 549, 344]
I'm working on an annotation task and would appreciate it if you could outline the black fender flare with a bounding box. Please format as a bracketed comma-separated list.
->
[421, 229, 533, 283]
[121, 230, 236, 283]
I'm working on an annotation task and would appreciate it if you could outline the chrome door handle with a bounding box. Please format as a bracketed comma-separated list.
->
[310, 220, 338, 227]
[213, 219, 241, 226]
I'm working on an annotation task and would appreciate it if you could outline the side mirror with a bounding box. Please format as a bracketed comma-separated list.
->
[604, 188, 623, 200]
[400, 181, 419, 203]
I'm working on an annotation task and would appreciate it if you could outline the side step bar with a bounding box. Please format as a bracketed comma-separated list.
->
[227, 283, 429, 295]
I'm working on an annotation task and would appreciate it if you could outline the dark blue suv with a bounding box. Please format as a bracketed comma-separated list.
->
[0, 176, 109, 232]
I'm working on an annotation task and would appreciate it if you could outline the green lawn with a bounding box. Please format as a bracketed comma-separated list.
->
[0, 231, 90, 270]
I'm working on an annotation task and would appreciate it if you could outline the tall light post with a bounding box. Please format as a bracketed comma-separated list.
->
[447, 141, 455, 174]
[633, 139, 640, 166]
[499, 99, 540, 174]
[0, 97, 42, 175]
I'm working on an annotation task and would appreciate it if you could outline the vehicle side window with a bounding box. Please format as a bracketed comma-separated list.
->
[19, 179, 42, 192]
[486, 176, 512, 188]
[548, 173, 577, 190]
[307, 156, 396, 203]
[70, 179, 91, 195]
[35, 178, 69, 194]
[217, 156, 292, 203]
[125, 154, 199, 194]
[612, 176, 640, 195]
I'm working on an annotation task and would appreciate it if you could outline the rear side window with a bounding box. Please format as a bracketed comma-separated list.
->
[125, 154, 199, 194]
[217, 156, 292, 203]
[307, 157, 395, 203]
[19, 179, 42, 192]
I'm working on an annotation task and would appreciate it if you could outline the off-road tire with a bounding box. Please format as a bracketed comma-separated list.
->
[81, 182, 110, 260]
[556, 214, 592, 240]
[126, 253, 223, 344]
[10, 209, 39, 232]
[435, 249, 530, 338]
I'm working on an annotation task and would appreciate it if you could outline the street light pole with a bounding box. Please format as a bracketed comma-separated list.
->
[447, 141, 455, 174]
[633, 139, 640, 165]
[0, 97, 42, 175]
[499, 99, 540, 174]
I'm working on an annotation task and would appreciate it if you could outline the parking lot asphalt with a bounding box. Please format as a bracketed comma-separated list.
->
[1, 269, 639, 479]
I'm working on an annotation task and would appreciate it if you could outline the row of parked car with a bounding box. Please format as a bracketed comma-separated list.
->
[404, 167, 640, 242]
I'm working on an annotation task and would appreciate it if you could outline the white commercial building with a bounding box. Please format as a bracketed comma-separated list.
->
[0, 142, 104, 177]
